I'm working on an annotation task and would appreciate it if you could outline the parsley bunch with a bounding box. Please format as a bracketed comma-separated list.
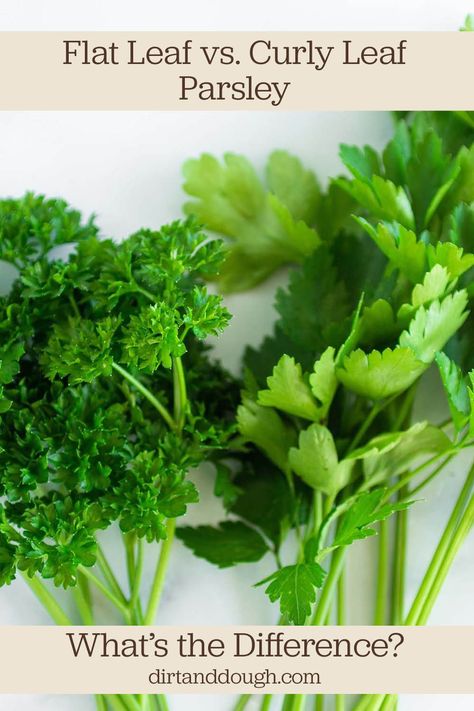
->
[0, 194, 236, 711]
[181, 112, 474, 711]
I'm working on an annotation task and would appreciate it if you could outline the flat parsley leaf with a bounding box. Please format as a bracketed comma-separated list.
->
[258, 355, 319, 421]
[256, 563, 326, 625]
[177, 521, 269, 568]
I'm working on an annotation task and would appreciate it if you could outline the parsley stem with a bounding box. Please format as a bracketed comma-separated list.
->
[121, 696, 142, 711]
[144, 518, 176, 625]
[356, 464, 474, 711]
[385, 452, 455, 500]
[390, 490, 407, 625]
[96, 541, 128, 606]
[74, 573, 94, 625]
[346, 403, 382, 455]
[95, 695, 107, 711]
[313, 491, 323, 536]
[335, 569, 346, 711]
[156, 695, 170, 711]
[379, 699, 396, 711]
[405, 461, 474, 625]
[21, 573, 72, 626]
[337, 568, 346, 625]
[311, 548, 346, 626]
[79, 566, 131, 621]
[130, 537, 145, 621]
[233, 695, 252, 711]
[112, 362, 175, 431]
[352, 698, 371, 711]
[314, 696, 324, 711]
[173, 356, 187, 431]
[414, 494, 474, 625]
[104, 695, 129, 711]
[289, 696, 306, 711]
[105, 695, 141, 711]
[407, 454, 456, 498]
[68, 293, 81, 318]
[374, 519, 389, 625]
[135, 286, 158, 303]
[260, 694, 272, 710]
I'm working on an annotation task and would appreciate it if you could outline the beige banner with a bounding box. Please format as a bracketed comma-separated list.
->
[0, 32, 472, 110]
[0, 626, 472, 693]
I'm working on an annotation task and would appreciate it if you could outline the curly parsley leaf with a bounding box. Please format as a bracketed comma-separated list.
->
[0, 199, 236, 590]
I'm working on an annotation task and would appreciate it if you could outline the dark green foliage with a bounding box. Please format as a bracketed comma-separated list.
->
[180, 111, 474, 625]
[0, 197, 236, 589]
[177, 521, 269, 568]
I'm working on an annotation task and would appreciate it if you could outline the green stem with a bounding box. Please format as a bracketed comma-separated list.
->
[313, 491, 323, 536]
[387, 453, 455, 500]
[314, 697, 324, 711]
[130, 537, 145, 622]
[112, 362, 175, 431]
[95, 696, 107, 711]
[261, 694, 272, 711]
[289, 696, 305, 711]
[138, 696, 151, 711]
[233, 695, 252, 711]
[357, 467, 474, 711]
[156, 695, 170, 711]
[408, 454, 456, 498]
[125, 532, 136, 597]
[312, 548, 346, 625]
[374, 519, 389, 625]
[119, 696, 142, 711]
[104, 695, 129, 711]
[379, 698, 397, 711]
[91, 624, 110, 711]
[417, 493, 474, 625]
[21, 573, 72, 625]
[79, 566, 131, 620]
[69, 293, 81, 318]
[362, 700, 384, 711]
[335, 569, 346, 711]
[144, 518, 176, 625]
[346, 403, 382, 455]
[135, 285, 159, 303]
[74, 573, 94, 625]
[173, 356, 187, 431]
[353, 699, 371, 711]
[96, 541, 128, 605]
[391, 491, 408, 626]
[392, 386, 415, 431]
[405, 462, 474, 625]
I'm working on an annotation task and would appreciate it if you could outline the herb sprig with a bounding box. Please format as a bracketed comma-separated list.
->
[0, 194, 237, 711]
[181, 112, 474, 711]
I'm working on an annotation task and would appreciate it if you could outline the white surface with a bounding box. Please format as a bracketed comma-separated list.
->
[0, 2, 473, 710]
[0, 0, 472, 30]
[0, 109, 473, 711]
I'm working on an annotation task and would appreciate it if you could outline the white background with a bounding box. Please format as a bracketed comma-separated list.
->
[0, 2, 473, 710]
